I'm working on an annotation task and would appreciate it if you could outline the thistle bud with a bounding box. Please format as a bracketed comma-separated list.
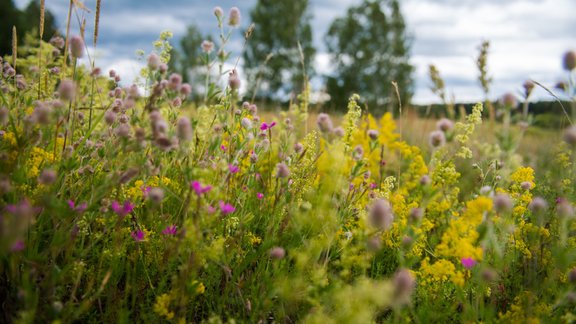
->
[429, 130, 445, 148]
[436, 118, 454, 132]
[367, 129, 379, 140]
[563, 50, 576, 71]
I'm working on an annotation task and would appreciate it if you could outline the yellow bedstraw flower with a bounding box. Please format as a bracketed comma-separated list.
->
[418, 258, 465, 288]
[436, 196, 493, 262]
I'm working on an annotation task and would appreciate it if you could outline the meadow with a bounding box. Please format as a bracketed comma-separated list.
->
[2, 4, 576, 323]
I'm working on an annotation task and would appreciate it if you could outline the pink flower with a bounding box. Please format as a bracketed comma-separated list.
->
[131, 229, 145, 242]
[191, 181, 212, 197]
[111, 200, 134, 218]
[68, 200, 87, 213]
[461, 257, 477, 269]
[162, 225, 178, 236]
[257, 193, 264, 200]
[229, 164, 239, 174]
[260, 121, 277, 131]
[220, 145, 226, 152]
[10, 240, 25, 252]
[206, 205, 216, 214]
[219, 201, 235, 215]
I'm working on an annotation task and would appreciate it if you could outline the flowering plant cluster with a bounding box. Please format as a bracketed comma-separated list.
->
[1, 4, 576, 323]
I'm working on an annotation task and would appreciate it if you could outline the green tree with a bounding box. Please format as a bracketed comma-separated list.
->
[243, 0, 315, 100]
[325, 0, 413, 112]
[0, 0, 58, 57]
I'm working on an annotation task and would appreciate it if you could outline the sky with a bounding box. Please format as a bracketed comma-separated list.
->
[14, 0, 576, 104]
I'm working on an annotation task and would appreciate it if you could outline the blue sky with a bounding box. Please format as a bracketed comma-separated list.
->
[15, 0, 576, 104]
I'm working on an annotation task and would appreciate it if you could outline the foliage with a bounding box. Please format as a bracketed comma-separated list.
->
[325, 0, 414, 112]
[2, 4, 576, 324]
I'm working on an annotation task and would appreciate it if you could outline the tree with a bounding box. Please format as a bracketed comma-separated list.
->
[243, 0, 315, 100]
[325, 0, 413, 112]
[0, 0, 58, 56]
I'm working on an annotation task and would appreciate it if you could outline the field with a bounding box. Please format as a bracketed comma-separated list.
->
[2, 4, 576, 324]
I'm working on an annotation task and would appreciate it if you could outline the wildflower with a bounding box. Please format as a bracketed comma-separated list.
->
[556, 198, 574, 218]
[162, 225, 178, 236]
[229, 164, 239, 174]
[115, 124, 131, 138]
[368, 198, 394, 230]
[366, 236, 382, 252]
[38, 169, 57, 185]
[111, 200, 134, 218]
[181, 83, 192, 97]
[69, 35, 84, 58]
[461, 257, 477, 269]
[241, 117, 252, 129]
[367, 129, 379, 140]
[294, 143, 304, 154]
[50, 36, 65, 49]
[429, 130, 446, 148]
[393, 268, 416, 305]
[201, 40, 214, 54]
[563, 126, 576, 146]
[213, 6, 223, 18]
[191, 181, 212, 196]
[523, 80, 535, 97]
[520, 181, 533, 190]
[131, 229, 145, 242]
[436, 118, 454, 132]
[177, 117, 193, 141]
[493, 193, 513, 213]
[500, 92, 517, 108]
[269, 247, 286, 260]
[228, 69, 241, 90]
[333, 127, 345, 137]
[228, 7, 241, 27]
[144, 53, 160, 72]
[58, 80, 76, 101]
[316, 113, 333, 133]
[276, 162, 290, 178]
[257, 192, 264, 200]
[408, 207, 423, 223]
[563, 50, 576, 71]
[168, 73, 182, 90]
[528, 197, 548, 214]
[68, 200, 87, 213]
[219, 201, 235, 215]
[148, 188, 164, 203]
[104, 110, 116, 125]
[353, 145, 364, 160]
[10, 240, 25, 252]
[260, 121, 276, 131]
[206, 205, 216, 214]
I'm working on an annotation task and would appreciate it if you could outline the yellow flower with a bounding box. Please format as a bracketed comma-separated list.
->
[153, 293, 175, 320]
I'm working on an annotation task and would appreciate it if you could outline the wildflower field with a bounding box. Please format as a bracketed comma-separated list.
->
[2, 4, 576, 324]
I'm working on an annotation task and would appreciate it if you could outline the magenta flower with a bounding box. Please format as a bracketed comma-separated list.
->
[191, 181, 212, 197]
[257, 192, 264, 200]
[461, 257, 477, 269]
[229, 164, 239, 174]
[68, 200, 87, 213]
[220, 145, 226, 152]
[162, 225, 178, 236]
[260, 121, 277, 131]
[111, 200, 134, 218]
[219, 201, 235, 215]
[141, 185, 152, 195]
[206, 205, 216, 214]
[131, 229, 145, 242]
[10, 240, 25, 252]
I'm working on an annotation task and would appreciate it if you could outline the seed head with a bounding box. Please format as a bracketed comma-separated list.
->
[369, 198, 394, 230]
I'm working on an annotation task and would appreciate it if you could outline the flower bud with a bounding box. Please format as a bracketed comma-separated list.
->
[228, 7, 241, 27]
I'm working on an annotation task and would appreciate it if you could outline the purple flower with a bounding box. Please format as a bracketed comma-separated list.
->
[162, 225, 178, 236]
[219, 201, 235, 215]
[191, 181, 212, 197]
[10, 240, 25, 252]
[260, 121, 277, 131]
[68, 200, 87, 213]
[131, 229, 145, 242]
[111, 200, 134, 218]
[141, 185, 152, 195]
[257, 192, 264, 200]
[229, 164, 239, 174]
[461, 257, 477, 270]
